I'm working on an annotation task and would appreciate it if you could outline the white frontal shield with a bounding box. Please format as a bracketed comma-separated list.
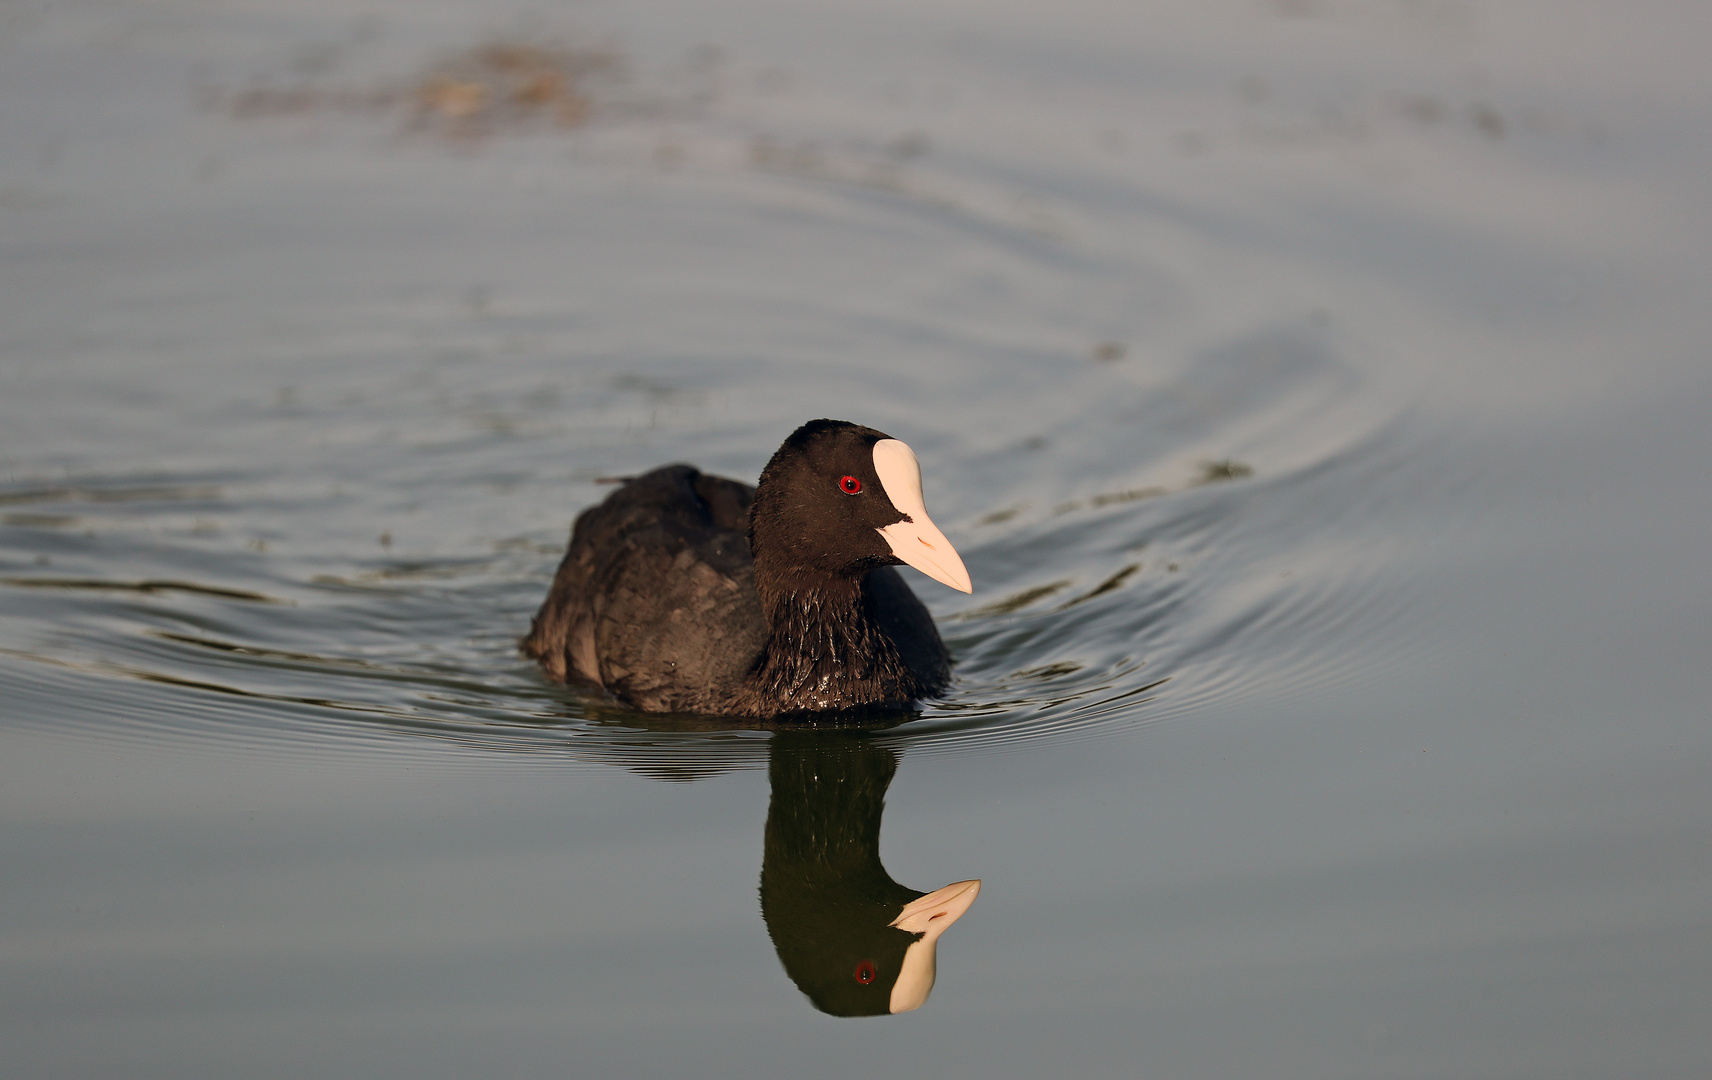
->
[872, 439, 973, 594]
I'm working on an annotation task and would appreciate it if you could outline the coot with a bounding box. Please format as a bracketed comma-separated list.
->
[522, 419, 972, 718]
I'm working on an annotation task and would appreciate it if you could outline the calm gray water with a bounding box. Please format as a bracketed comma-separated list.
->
[4, 1, 1711, 1076]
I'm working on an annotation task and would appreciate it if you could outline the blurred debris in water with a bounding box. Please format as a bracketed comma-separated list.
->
[222, 39, 626, 140]
[412, 43, 622, 138]
[1197, 460, 1254, 484]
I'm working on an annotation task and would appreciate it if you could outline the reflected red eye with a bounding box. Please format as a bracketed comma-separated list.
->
[854, 960, 877, 984]
[840, 475, 862, 495]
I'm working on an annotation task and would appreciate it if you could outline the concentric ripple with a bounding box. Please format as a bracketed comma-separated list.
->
[0, 400, 1439, 775]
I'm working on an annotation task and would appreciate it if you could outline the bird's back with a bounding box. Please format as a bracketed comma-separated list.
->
[522, 465, 768, 713]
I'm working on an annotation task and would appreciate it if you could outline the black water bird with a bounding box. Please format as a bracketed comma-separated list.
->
[523, 419, 972, 718]
[761, 733, 980, 1016]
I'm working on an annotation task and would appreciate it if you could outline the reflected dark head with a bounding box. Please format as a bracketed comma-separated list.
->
[759, 732, 924, 1017]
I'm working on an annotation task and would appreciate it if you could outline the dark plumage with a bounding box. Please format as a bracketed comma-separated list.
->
[522, 419, 972, 719]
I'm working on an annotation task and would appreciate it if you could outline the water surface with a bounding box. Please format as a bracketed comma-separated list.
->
[3, 1, 1710, 1076]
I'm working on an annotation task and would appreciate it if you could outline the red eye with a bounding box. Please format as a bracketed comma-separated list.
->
[854, 961, 877, 984]
[840, 475, 862, 495]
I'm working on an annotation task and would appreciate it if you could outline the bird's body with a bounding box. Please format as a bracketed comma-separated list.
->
[522, 420, 970, 719]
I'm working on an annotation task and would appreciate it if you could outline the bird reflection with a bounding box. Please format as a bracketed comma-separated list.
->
[761, 731, 980, 1017]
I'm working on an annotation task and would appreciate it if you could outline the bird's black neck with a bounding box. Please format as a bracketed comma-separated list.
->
[745, 571, 921, 716]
